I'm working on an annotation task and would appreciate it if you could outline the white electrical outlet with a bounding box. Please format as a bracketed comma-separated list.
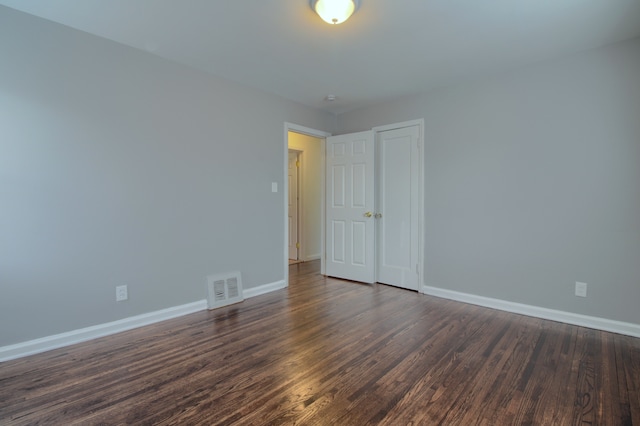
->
[575, 282, 587, 298]
[116, 285, 128, 301]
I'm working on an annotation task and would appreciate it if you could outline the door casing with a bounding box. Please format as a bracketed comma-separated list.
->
[284, 123, 330, 287]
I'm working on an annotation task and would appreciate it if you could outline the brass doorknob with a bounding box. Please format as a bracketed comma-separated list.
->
[364, 212, 373, 218]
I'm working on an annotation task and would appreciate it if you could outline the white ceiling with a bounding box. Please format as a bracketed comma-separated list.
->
[2, 0, 640, 114]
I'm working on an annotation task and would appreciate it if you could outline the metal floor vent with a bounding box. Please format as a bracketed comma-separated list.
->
[207, 271, 244, 310]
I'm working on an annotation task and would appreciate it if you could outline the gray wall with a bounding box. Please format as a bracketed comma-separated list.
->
[0, 6, 334, 346]
[338, 38, 640, 325]
[2, 4, 639, 349]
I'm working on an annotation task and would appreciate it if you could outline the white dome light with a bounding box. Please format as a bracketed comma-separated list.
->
[311, 0, 360, 25]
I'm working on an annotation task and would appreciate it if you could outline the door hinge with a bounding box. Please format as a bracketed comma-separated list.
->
[296, 160, 300, 168]
[296, 242, 300, 249]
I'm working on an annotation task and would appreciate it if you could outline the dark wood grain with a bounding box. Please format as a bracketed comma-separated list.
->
[1, 260, 639, 425]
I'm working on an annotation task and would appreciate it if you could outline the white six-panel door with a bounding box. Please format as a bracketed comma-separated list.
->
[376, 125, 420, 290]
[325, 131, 375, 283]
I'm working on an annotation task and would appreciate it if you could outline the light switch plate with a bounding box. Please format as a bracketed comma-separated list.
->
[575, 282, 587, 298]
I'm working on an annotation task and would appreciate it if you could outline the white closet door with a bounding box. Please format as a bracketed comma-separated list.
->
[376, 125, 420, 290]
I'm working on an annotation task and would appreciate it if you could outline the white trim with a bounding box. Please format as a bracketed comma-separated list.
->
[0, 300, 207, 363]
[373, 119, 424, 133]
[286, 123, 332, 139]
[422, 285, 640, 338]
[319, 136, 326, 276]
[243, 279, 287, 299]
[295, 149, 304, 262]
[0, 278, 294, 363]
[304, 254, 321, 262]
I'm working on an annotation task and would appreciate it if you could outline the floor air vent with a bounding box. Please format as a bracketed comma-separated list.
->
[207, 272, 244, 309]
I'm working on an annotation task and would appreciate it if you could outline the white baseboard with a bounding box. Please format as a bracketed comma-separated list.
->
[422, 285, 640, 338]
[243, 280, 286, 299]
[0, 280, 286, 362]
[1, 279, 290, 363]
[0, 300, 207, 363]
[304, 254, 321, 262]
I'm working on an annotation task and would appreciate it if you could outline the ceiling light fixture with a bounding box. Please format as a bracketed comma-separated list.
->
[310, 0, 360, 25]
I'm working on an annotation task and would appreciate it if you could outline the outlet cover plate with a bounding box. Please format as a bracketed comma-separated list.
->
[116, 285, 128, 301]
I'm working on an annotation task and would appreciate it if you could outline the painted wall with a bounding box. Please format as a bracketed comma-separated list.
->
[2, 3, 639, 350]
[337, 37, 640, 325]
[0, 6, 334, 346]
[288, 132, 323, 261]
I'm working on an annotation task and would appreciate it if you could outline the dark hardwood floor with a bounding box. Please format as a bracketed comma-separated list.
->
[1, 260, 639, 425]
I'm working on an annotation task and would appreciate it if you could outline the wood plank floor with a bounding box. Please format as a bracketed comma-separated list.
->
[1, 260, 639, 425]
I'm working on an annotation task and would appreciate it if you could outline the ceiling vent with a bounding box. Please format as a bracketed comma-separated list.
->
[207, 271, 244, 310]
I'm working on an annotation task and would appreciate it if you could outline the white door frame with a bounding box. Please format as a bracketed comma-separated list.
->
[284, 123, 330, 287]
[372, 119, 425, 293]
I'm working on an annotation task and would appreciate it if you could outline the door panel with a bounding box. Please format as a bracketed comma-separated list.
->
[352, 221, 367, 265]
[352, 163, 366, 207]
[376, 125, 420, 290]
[331, 220, 345, 263]
[325, 131, 375, 283]
[331, 165, 345, 207]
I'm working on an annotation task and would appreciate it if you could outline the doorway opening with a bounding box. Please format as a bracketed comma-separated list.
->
[287, 132, 323, 264]
[284, 123, 330, 287]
